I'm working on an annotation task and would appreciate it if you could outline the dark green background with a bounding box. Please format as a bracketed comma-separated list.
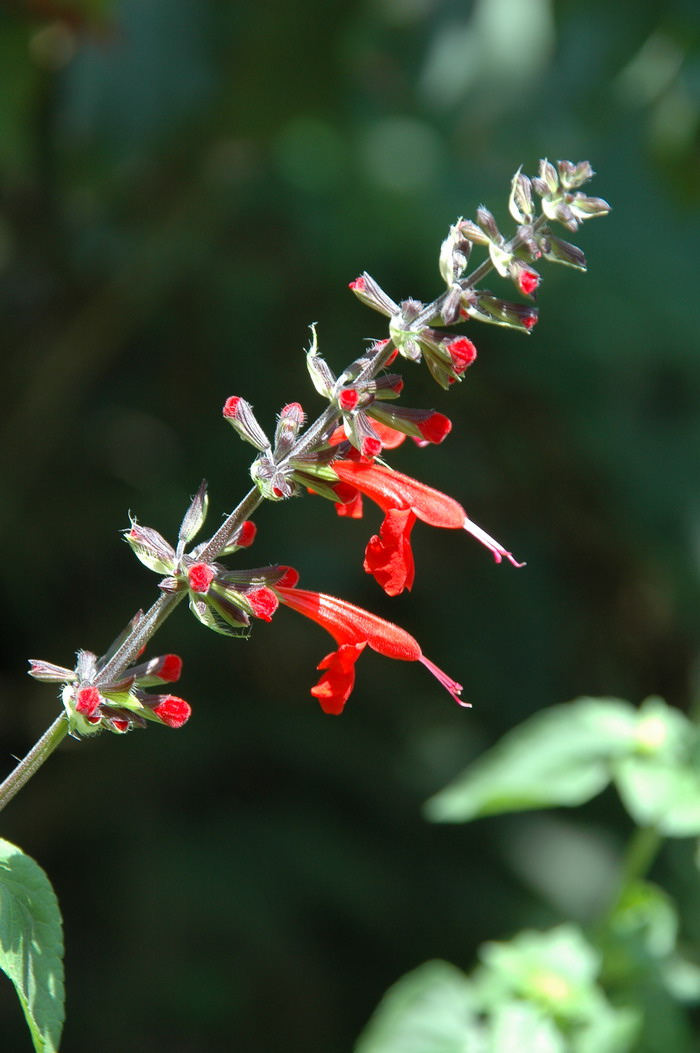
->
[1, 0, 699, 1049]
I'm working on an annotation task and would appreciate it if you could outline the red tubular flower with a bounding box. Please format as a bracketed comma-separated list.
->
[332, 460, 523, 596]
[276, 586, 466, 714]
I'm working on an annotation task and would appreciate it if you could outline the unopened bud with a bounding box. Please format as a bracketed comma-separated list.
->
[274, 401, 306, 456]
[508, 259, 541, 297]
[222, 396, 270, 451]
[348, 273, 399, 317]
[439, 219, 473, 285]
[537, 233, 587, 270]
[151, 695, 191, 728]
[508, 167, 534, 224]
[187, 562, 216, 594]
[178, 480, 209, 549]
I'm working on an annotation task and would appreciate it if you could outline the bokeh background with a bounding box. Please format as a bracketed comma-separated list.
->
[1, 0, 699, 1050]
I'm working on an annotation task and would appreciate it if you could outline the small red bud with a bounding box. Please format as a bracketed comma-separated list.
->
[447, 337, 477, 373]
[523, 312, 538, 330]
[518, 270, 540, 296]
[280, 402, 305, 422]
[361, 436, 382, 458]
[339, 389, 360, 411]
[222, 396, 242, 417]
[417, 412, 452, 444]
[152, 696, 191, 728]
[76, 685, 101, 716]
[159, 654, 182, 682]
[349, 276, 366, 291]
[248, 586, 279, 622]
[236, 521, 257, 548]
[187, 563, 215, 594]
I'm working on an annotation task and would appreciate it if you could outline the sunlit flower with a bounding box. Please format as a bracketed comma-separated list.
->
[276, 585, 466, 714]
[332, 460, 523, 596]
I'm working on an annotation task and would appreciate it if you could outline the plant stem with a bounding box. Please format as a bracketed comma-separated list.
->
[619, 824, 662, 889]
[596, 824, 662, 937]
[0, 715, 69, 813]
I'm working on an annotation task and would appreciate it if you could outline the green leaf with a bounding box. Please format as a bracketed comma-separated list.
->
[425, 698, 638, 823]
[613, 698, 700, 836]
[0, 839, 64, 1053]
[353, 960, 482, 1053]
[475, 924, 602, 1021]
[489, 1000, 564, 1053]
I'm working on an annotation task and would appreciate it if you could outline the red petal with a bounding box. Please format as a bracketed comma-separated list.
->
[332, 461, 465, 529]
[311, 643, 365, 714]
[367, 421, 408, 449]
[276, 587, 422, 660]
[334, 482, 364, 519]
[363, 508, 416, 596]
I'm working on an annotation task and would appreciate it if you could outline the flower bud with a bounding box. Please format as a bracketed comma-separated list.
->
[557, 160, 594, 190]
[508, 259, 541, 297]
[475, 206, 501, 241]
[219, 519, 257, 557]
[151, 696, 191, 728]
[178, 480, 209, 549]
[467, 292, 538, 333]
[125, 521, 176, 575]
[508, 167, 534, 224]
[187, 562, 216, 594]
[537, 233, 587, 270]
[274, 402, 306, 457]
[348, 273, 399, 317]
[439, 220, 472, 285]
[222, 396, 270, 451]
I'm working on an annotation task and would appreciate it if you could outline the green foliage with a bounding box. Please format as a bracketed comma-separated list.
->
[359, 698, 700, 1051]
[356, 927, 640, 1053]
[0, 839, 64, 1053]
[425, 697, 700, 838]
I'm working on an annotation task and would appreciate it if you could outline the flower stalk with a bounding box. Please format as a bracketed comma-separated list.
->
[1, 159, 609, 808]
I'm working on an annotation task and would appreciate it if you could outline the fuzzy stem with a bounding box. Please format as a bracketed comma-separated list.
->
[196, 486, 264, 563]
[95, 591, 186, 687]
[0, 715, 69, 813]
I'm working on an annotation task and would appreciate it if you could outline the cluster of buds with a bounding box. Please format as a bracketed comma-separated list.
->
[307, 328, 453, 454]
[223, 396, 340, 501]
[29, 614, 190, 737]
[125, 480, 296, 637]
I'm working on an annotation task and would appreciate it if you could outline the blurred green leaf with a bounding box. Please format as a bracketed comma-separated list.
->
[489, 1000, 564, 1053]
[424, 699, 638, 823]
[357, 927, 641, 1053]
[0, 839, 64, 1053]
[475, 925, 602, 1019]
[353, 960, 482, 1053]
[613, 699, 700, 836]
